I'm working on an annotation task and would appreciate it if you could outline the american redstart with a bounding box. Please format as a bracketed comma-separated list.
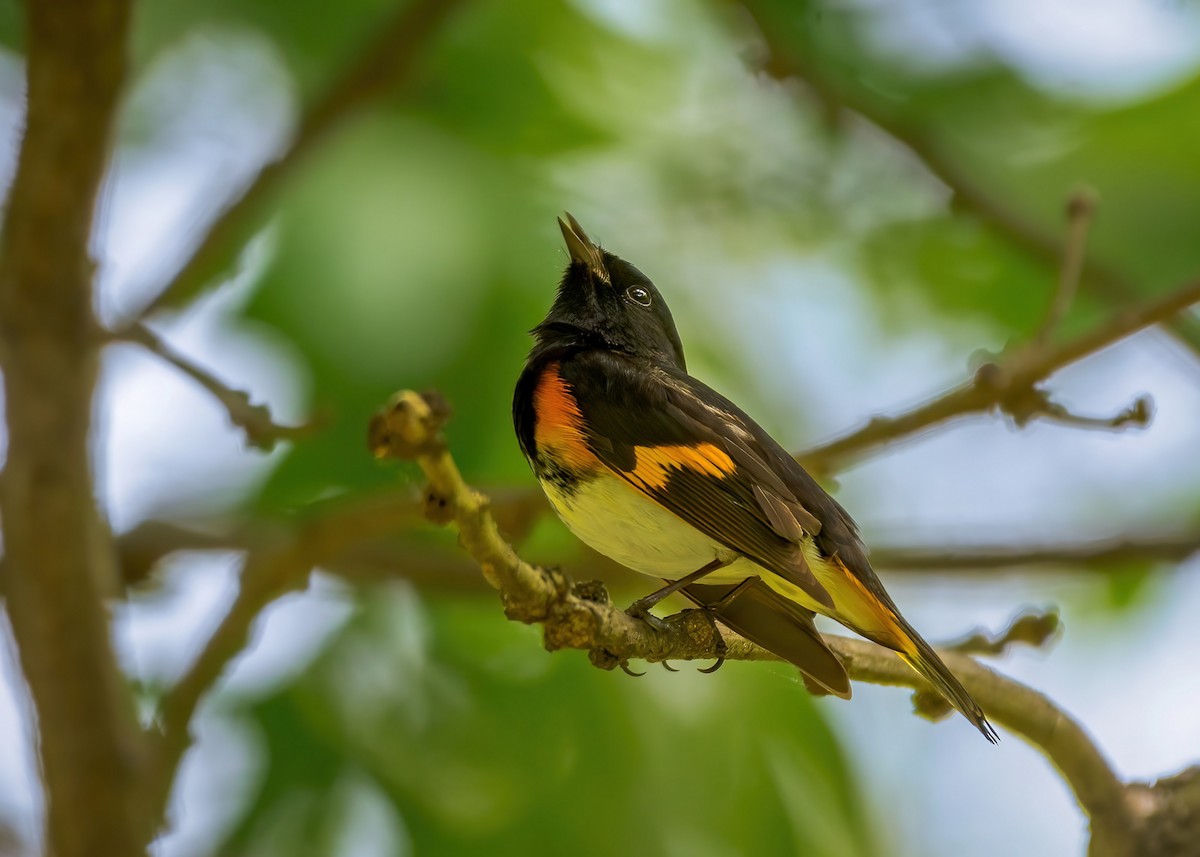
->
[513, 213, 996, 742]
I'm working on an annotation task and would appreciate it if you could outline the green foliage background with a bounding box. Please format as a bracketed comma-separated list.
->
[52, 0, 1200, 854]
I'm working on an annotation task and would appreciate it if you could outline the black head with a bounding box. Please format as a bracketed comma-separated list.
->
[531, 213, 686, 370]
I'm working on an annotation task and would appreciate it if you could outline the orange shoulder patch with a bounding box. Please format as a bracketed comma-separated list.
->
[629, 443, 735, 490]
[533, 364, 599, 470]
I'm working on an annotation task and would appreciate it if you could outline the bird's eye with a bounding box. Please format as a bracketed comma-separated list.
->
[626, 286, 652, 307]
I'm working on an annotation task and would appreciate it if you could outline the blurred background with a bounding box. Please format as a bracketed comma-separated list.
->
[2, 0, 1200, 854]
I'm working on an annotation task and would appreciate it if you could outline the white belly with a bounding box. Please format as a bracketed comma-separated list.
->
[543, 471, 764, 584]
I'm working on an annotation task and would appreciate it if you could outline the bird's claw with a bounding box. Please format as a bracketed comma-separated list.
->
[661, 660, 679, 672]
[620, 661, 645, 677]
[689, 606, 727, 674]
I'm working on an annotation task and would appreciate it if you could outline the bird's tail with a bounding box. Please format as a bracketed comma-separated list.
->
[822, 553, 998, 742]
[892, 618, 998, 743]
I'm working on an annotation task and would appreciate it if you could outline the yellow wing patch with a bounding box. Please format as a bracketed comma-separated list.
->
[628, 443, 736, 490]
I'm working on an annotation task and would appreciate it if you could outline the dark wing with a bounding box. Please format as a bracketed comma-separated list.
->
[560, 350, 875, 609]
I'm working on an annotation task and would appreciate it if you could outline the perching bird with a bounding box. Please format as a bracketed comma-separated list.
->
[513, 214, 997, 742]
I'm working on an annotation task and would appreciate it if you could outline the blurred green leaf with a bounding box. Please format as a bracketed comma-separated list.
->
[1100, 561, 1159, 612]
[217, 586, 878, 857]
[859, 214, 1049, 336]
[55, 1, 1200, 854]
[412, 0, 623, 156]
[135, 0, 397, 94]
[242, 113, 550, 508]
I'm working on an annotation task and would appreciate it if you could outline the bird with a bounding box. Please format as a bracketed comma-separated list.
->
[512, 213, 997, 743]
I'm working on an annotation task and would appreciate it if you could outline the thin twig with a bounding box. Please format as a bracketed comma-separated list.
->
[368, 389, 1138, 851]
[1037, 394, 1152, 431]
[1031, 189, 1097, 347]
[118, 324, 314, 451]
[1022, 280, 1200, 377]
[124, 0, 469, 324]
[800, 279, 1200, 473]
[943, 609, 1062, 656]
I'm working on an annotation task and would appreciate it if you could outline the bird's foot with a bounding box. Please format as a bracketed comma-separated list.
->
[625, 596, 670, 632]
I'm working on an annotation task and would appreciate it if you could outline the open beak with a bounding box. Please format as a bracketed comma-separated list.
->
[558, 212, 604, 274]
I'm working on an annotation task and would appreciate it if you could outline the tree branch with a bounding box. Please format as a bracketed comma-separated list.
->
[734, 0, 1200, 357]
[0, 1, 148, 855]
[368, 389, 1160, 854]
[123, 0, 469, 324]
[874, 532, 1200, 573]
[830, 636, 1142, 853]
[148, 493, 421, 821]
[112, 482, 550, 590]
[116, 324, 314, 451]
[111, 379, 1197, 851]
[799, 278, 1199, 473]
[112, 507, 1200, 597]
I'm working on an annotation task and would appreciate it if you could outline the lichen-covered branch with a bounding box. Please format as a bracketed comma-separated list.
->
[367, 389, 1175, 856]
